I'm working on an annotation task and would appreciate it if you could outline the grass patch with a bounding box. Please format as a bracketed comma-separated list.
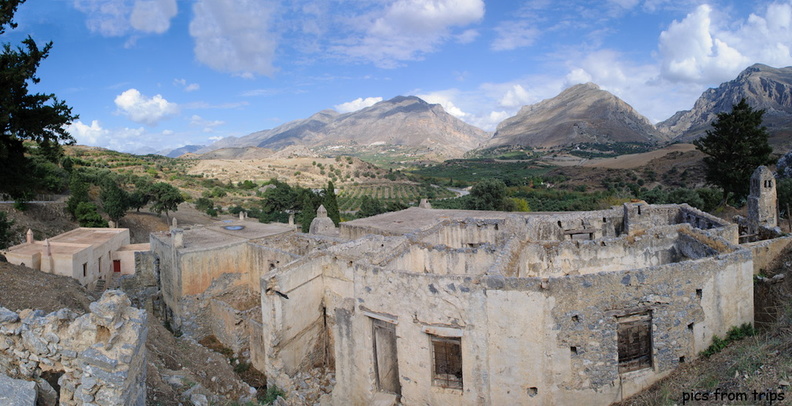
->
[700, 323, 756, 358]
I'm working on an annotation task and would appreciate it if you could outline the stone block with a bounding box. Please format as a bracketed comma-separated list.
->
[80, 347, 119, 370]
[0, 307, 19, 323]
[0, 374, 37, 406]
[35, 377, 57, 406]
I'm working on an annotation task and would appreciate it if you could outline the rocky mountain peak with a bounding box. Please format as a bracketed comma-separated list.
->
[657, 64, 792, 147]
[484, 83, 666, 149]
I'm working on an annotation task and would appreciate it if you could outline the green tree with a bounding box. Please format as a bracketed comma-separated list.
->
[261, 179, 296, 215]
[298, 193, 317, 233]
[694, 99, 773, 203]
[148, 182, 184, 221]
[323, 181, 341, 226]
[75, 202, 108, 227]
[127, 190, 148, 212]
[195, 197, 214, 211]
[358, 195, 385, 218]
[0, 0, 78, 199]
[66, 175, 90, 219]
[466, 179, 516, 211]
[100, 181, 130, 224]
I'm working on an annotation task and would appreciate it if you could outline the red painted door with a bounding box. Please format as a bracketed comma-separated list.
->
[113, 260, 121, 273]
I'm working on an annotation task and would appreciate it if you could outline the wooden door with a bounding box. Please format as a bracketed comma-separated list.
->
[372, 319, 400, 394]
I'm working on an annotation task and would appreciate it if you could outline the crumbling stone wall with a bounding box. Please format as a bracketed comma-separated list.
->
[0, 291, 147, 405]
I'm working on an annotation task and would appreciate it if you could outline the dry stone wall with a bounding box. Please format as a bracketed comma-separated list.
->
[0, 291, 147, 405]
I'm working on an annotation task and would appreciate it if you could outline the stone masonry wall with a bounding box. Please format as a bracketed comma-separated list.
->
[0, 291, 147, 405]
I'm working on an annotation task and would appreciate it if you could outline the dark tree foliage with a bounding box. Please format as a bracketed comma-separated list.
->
[75, 202, 108, 228]
[65, 175, 90, 219]
[0, 0, 78, 198]
[261, 179, 296, 215]
[466, 179, 516, 211]
[694, 99, 773, 203]
[195, 197, 214, 212]
[99, 181, 130, 224]
[323, 181, 341, 226]
[358, 195, 386, 218]
[148, 182, 184, 220]
[0, 211, 14, 249]
[127, 190, 149, 212]
[299, 193, 317, 233]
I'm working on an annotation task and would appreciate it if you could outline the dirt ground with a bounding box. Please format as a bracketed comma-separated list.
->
[583, 143, 699, 169]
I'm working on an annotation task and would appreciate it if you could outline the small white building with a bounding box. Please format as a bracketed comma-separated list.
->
[2, 227, 148, 287]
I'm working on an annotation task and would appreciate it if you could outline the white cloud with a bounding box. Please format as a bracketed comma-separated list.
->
[491, 20, 540, 51]
[189, 0, 279, 77]
[565, 68, 594, 85]
[333, 0, 485, 68]
[456, 29, 479, 44]
[114, 88, 179, 126]
[67, 120, 109, 145]
[418, 92, 468, 118]
[658, 3, 792, 84]
[66, 120, 151, 151]
[162, 129, 174, 135]
[73, 0, 131, 36]
[189, 115, 225, 132]
[130, 0, 177, 33]
[208, 136, 224, 141]
[499, 84, 532, 108]
[334, 97, 383, 113]
[73, 0, 177, 36]
[174, 78, 200, 92]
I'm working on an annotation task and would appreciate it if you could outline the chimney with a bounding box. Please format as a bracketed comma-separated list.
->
[26, 229, 34, 244]
[172, 229, 184, 248]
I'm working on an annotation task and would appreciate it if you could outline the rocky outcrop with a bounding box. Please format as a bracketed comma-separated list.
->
[0, 291, 147, 405]
[484, 83, 668, 149]
[658, 64, 792, 148]
[198, 96, 491, 159]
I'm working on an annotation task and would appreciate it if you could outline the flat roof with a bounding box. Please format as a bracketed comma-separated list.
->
[161, 220, 296, 252]
[48, 228, 128, 245]
[341, 207, 517, 235]
[4, 228, 129, 257]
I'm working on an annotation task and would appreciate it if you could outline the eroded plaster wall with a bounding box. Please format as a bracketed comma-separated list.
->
[511, 226, 684, 277]
[179, 242, 249, 296]
[384, 244, 498, 275]
[261, 255, 329, 381]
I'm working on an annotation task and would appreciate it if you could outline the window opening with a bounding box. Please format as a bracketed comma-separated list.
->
[82, 263, 87, 277]
[617, 312, 652, 373]
[431, 335, 462, 389]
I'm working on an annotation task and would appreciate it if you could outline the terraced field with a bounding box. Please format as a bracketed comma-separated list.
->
[338, 184, 455, 211]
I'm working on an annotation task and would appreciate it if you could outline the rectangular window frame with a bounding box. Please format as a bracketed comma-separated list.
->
[430, 335, 463, 389]
[617, 312, 653, 373]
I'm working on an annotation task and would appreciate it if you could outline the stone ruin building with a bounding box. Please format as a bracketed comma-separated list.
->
[149, 192, 792, 406]
[3, 165, 789, 405]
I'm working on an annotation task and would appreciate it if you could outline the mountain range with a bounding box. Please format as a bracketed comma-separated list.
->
[194, 96, 489, 159]
[190, 64, 792, 159]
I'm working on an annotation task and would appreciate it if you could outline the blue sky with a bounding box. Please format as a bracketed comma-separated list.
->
[7, 0, 792, 153]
